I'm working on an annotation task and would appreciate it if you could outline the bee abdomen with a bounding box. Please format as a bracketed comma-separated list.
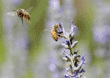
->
[51, 30, 58, 41]
[24, 13, 30, 23]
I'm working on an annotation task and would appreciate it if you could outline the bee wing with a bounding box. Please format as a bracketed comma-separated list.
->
[7, 12, 17, 16]
[44, 27, 52, 31]
[26, 7, 32, 12]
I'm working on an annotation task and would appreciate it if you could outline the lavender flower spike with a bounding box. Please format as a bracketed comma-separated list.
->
[51, 21, 86, 78]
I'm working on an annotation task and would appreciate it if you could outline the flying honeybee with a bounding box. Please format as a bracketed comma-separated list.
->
[7, 7, 32, 26]
[51, 23, 64, 41]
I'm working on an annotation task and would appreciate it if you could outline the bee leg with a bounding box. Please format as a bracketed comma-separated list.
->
[28, 20, 30, 23]
[20, 17, 23, 26]
[57, 31, 63, 34]
[58, 34, 64, 38]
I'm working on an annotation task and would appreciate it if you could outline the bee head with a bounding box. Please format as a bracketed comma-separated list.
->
[16, 9, 21, 13]
[58, 23, 61, 27]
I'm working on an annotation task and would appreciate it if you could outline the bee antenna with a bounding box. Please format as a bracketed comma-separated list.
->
[12, 10, 16, 11]
[26, 7, 33, 12]
[29, 7, 32, 10]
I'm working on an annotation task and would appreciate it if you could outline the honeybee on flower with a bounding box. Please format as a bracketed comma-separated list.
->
[51, 23, 64, 41]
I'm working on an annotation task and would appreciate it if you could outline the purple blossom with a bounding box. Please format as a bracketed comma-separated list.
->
[65, 75, 70, 78]
[71, 41, 78, 48]
[61, 42, 69, 49]
[70, 20, 76, 35]
[81, 55, 86, 65]
[81, 55, 86, 61]
[61, 20, 77, 40]
[61, 22, 65, 34]
[80, 69, 85, 73]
